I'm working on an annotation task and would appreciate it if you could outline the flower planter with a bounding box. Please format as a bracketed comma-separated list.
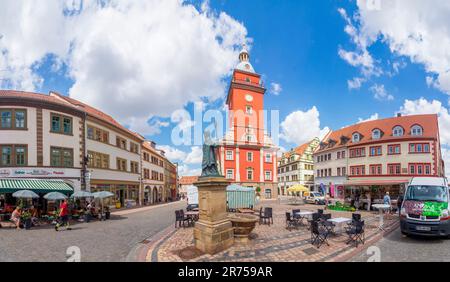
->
[23, 218, 32, 230]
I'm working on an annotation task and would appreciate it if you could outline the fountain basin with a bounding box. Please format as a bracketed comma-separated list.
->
[228, 213, 259, 243]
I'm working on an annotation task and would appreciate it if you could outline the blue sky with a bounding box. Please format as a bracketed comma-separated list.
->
[2, 0, 450, 176]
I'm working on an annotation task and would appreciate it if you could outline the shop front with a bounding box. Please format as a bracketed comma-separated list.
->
[90, 181, 140, 209]
[343, 179, 409, 210]
[0, 179, 74, 216]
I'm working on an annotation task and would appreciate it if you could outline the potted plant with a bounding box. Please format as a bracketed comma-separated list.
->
[21, 211, 32, 230]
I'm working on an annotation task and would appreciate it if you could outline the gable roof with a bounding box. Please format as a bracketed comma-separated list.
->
[317, 114, 439, 152]
[179, 176, 199, 185]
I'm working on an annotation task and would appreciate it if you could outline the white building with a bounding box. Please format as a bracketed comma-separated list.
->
[277, 138, 319, 195]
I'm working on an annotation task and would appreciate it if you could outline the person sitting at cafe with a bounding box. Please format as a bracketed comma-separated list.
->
[29, 206, 40, 226]
[11, 207, 22, 229]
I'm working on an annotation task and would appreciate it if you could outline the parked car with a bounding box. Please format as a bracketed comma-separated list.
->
[400, 177, 450, 237]
[304, 192, 325, 205]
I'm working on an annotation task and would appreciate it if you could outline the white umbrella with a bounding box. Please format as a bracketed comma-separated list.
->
[44, 192, 68, 201]
[70, 191, 94, 198]
[12, 190, 39, 199]
[92, 191, 114, 199]
[92, 191, 114, 220]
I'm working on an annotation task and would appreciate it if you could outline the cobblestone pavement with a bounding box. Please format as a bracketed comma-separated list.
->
[148, 200, 399, 262]
[351, 227, 450, 262]
[0, 201, 185, 262]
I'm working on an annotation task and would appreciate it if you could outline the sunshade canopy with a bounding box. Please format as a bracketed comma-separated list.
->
[70, 191, 94, 198]
[0, 179, 73, 194]
[44, 191, 68, 201]
[287, 185, 309, 193]
[12, 189, 39, 199]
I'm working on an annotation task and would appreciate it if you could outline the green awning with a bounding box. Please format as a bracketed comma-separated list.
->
[0, 179, 74, 194]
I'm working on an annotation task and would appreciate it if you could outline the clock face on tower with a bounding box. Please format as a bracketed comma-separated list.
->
[245, 94, 253, 102]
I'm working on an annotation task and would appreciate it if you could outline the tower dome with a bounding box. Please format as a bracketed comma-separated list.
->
[236, 44, 255, 73]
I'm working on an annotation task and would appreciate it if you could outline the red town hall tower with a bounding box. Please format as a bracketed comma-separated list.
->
[219, 46, 279, 199]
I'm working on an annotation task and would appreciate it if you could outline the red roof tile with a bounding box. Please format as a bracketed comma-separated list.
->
[179, 176, 199, 185]
[317, 114, 439, 152]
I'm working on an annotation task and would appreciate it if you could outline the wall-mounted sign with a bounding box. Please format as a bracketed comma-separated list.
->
[0, 168, 80, 178]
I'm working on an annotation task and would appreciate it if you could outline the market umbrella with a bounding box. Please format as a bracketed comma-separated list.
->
[92, 191, 114, 220]
[70, 191, 94, 198]
[92, 191, 114, 199]
[12, 190, 39, 199]
[43, 192, 68, 201]
[287, 185, 309, 194]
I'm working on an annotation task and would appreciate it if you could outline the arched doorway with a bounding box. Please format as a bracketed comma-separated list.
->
[144, 186, 151, 205]
[152, 186, 158, 204]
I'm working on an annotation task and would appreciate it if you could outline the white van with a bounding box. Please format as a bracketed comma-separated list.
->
[400, 177, 450, 237]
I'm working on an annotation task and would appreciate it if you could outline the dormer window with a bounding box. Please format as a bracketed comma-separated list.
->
[393, 126, 404, 137]
[352, 133, 361, 143]
[411, 125, 423, 136]
[372, 129, 381, 140]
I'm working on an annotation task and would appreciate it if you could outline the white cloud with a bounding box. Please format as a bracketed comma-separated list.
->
[357, 113, 379, 123]
[178, 164, 201, 177]
[398, 98, 450, 146]
[369, 84, 394, 101]
[441, 148, 450, 178]
[280, 106, 330, 145]
[342, 0, 450, 95]
[157, 145, 187, 161]
[0, 0, 249, 135]
[185, 146, 202, 164]
[347, 77, 365, 90]
[269, 82, 282, 95]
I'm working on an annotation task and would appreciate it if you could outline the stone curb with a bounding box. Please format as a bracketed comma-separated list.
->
[127, 224, 177, 262]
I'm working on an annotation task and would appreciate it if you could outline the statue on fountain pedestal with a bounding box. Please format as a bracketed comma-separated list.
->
[201, 129, 221, 178]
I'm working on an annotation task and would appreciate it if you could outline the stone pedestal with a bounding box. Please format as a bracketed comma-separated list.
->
[194, 176, 234, 254]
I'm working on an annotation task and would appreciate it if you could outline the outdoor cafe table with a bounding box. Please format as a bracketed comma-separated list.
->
[372, 204, 391, 231]
[185, 211, 199, 221]
[294, 211, 314, 225]
[327, 217, 352, 235]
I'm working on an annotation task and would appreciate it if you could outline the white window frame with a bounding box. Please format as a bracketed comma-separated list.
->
[246, 105, 253, 115]
[265, 153, 272, 163]
[247, 169, 253, 180]
[247, 152, 253, 162]
[411, 125, 423, 136]
[372, 129, 381, 139]
[352, 133, 360, 143]
[265, 171, 272, 180]
[225, 150, 233, 161]
[226, 169, 234, 179]
[393, 126, 404, 137]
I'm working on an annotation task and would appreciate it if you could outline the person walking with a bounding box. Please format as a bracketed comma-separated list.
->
[384, 192, 392, 214]
[55, 199, 71, 231]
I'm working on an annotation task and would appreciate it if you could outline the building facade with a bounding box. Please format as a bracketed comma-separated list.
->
[277, 138, 319, 195]
[314, 114, 445, 200]
[0, 90, 178, 208]
[218, 47, 279, 199]
[142, 141, 165, 205]
[0, 91, 84, 193]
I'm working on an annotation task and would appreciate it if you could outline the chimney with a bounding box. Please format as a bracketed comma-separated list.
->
[397, 113, 402, 118]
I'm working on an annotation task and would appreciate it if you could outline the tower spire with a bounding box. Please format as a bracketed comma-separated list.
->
[238, 44, 249, 62]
